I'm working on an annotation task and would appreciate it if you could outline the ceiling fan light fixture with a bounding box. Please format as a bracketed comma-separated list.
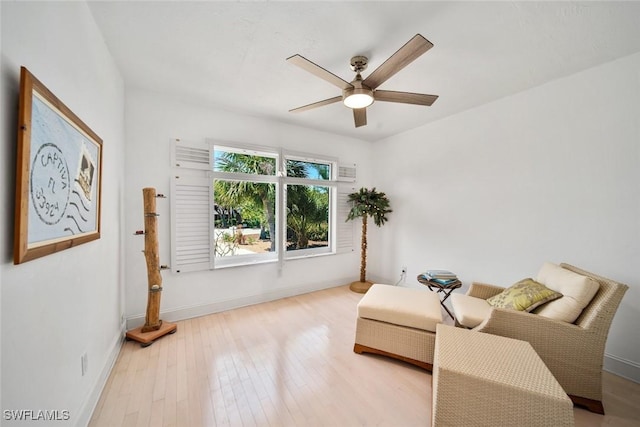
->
[287, 35, 438, 126]
[343, 88, 374, 109]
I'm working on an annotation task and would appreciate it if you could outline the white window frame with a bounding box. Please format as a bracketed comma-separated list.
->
[211, 143, 280, 268]
[282, 150, 336, 260]
[171, 139, 354, 272]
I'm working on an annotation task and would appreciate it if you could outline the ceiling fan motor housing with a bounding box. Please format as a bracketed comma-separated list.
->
[350, 55, 369, 73]
[343, 56, 374, 108]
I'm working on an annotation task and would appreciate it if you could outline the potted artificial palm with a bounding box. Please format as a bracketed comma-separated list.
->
[346, 187, 392, 293]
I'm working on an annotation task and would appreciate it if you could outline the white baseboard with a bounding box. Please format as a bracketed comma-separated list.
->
[126, 279, 349, 330]
[75, 329, 125, 427]
[604, 353, 640, 383]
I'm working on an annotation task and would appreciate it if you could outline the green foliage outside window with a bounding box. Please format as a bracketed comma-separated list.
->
[213, 151, 331, 256]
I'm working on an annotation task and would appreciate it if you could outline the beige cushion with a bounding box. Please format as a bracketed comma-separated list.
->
[451, 293, 493, 328]
[486, 278, 562, 312]
[533, 262, 600, 323]
[357, 284, 442, 332]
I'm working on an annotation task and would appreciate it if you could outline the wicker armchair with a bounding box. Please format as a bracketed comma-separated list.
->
[454, 263, 628, 414]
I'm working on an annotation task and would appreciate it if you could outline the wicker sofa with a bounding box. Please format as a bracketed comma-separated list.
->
[451, 263, 628, 414]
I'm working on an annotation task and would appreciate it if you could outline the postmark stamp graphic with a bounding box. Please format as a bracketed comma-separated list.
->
[30, 143, 71, 225]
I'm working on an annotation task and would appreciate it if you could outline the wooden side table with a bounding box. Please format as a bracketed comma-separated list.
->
[417, 275, 461, 320]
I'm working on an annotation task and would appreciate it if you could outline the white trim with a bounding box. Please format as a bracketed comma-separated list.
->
[283, 148, 338, 166]
[75, 332, 124, 427]
[214, 251, 278, 268]
[604, 352, 640, 383]
[286, 246, 333, 259]
[284, 176, 337, 187]
[209, 140, 279, 159]
[213, 171, 278, 183]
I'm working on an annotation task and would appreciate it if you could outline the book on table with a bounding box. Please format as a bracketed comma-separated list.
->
[420, 269, 459, 285]
[423, 269, 457, 278]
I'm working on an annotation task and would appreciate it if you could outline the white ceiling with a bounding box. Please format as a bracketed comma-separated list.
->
[88, 1, 640, 142]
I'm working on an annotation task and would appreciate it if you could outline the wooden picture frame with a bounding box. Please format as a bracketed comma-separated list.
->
[14, 67, 103, 264]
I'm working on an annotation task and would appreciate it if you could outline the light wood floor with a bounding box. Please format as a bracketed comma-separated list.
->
[90, 285, 640, 427]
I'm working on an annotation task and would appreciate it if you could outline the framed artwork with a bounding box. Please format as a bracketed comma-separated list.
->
[14, 67, 103, 264]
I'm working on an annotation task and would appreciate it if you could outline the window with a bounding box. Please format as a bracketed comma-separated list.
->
[211, 146, 279, 267]
[284, 157, 331, 257]
[171, 139, 353, 272]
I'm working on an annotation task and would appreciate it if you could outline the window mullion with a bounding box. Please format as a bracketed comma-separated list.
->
[277, 148, 285, 271]
[283, 176, 337, 187]
[212, 171, 277, 183]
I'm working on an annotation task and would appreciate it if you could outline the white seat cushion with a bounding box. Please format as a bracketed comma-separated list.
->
[532, 262, 600, 323]
[451, 293, 493, 328]
[357, 284, 442, 332]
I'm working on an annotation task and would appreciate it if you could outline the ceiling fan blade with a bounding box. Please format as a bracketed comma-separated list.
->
[287, 54, 353, 90]
[289, 96, 342, 113]
[363, 34, 433, 90]
[375, 90, 438, 106]
[353, 108, 367, 128]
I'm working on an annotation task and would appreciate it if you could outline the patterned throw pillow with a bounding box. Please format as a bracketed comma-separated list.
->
[486, 278, 563, 312]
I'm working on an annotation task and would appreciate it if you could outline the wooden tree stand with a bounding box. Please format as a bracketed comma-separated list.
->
[126, 188, 177, 347]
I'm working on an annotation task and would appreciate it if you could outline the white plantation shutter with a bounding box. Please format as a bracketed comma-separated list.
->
[337, 163, 357, 182]
[170, 175, 212, 272]
[172, 138, 211, 170]
[336, 186, 355, 253]
[170, 138, 214, 273]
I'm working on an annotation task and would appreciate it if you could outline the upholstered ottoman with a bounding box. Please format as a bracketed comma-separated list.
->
[354, 284, 443, 370]
[433, 324, 574, 427]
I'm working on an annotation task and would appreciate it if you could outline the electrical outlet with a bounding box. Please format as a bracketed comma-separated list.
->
[81, 353, 88, 376]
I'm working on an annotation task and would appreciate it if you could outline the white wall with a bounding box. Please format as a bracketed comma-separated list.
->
[123, 89, 372, 326]
[1, 2, 125, 425]
[371, 52, 640, 381]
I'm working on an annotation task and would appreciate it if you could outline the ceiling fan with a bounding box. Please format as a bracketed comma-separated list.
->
[287, 34, 439, 128]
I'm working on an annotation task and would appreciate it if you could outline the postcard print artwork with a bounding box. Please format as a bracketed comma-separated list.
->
[28, 91, 99, 245]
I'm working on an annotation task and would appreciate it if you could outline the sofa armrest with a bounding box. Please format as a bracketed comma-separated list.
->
[476, 307, 584, 337]
[474, 307, 597, 364]
[467, 282, 505, 300]
[474, 307, 604, 399]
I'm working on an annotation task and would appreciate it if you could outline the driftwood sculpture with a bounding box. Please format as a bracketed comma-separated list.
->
[125, 187, 177, 347]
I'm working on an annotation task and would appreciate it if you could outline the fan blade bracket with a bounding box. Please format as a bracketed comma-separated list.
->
[287, 54, 354, 90]
[374, 90, 438, 106]
[363, 34, 433, 90]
